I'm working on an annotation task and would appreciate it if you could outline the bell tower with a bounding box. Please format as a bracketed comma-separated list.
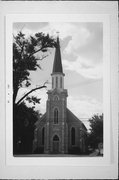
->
[44, 35, 68, 154]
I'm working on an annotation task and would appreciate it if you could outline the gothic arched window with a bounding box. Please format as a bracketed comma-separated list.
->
[53, 135, 59, 141]
[42, 127, 45, 145]
[54, 108, 58, 124]
[60, 77, 62, 88]
[52, 77, 54, 89]
[71, 127, 75, 145]
[56, 76, 58, 88]
[54, 95, 59, 101]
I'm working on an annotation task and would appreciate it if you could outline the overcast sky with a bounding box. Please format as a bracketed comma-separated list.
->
[13, 22, 103, 129]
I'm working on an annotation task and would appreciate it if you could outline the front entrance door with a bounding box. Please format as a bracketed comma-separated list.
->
[53, 135, 59, 153]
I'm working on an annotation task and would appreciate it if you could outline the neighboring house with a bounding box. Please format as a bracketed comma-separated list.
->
[33, 36, 87, 154]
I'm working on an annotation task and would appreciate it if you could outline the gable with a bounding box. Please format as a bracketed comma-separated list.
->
[66, 108, 87, 131]
[35, 112, 47, 129]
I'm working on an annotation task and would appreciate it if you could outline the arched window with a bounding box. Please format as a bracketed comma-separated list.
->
[53, 135, 59, 141]
[60, 77, 62, 88]
[54, 108, 58, 124]
[42, 127, 45, 145]
[54, 95, 59, 101]
[56, 77, 58, 88]
[52, 77, 54, 89]
[71, 127, 75, 145]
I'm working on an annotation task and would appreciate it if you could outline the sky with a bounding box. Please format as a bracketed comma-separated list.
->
[13, 22, 103, 129]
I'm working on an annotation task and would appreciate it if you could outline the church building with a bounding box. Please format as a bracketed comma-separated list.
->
[33, 36, 87, 154]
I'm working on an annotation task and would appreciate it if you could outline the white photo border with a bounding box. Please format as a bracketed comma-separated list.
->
[0, 1, 118, 179]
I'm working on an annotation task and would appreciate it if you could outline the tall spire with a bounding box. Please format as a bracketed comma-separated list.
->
[52, 35, 63, 74]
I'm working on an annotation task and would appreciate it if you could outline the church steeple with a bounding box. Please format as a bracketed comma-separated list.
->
[51, 35, 64, 90]
[52, 36, 63, 74]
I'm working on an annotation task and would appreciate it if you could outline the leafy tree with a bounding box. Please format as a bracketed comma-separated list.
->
[87, 114, 103, 150]
[13, 103, 39, 154]
[13, 31, 56, 104]
[13, 31, 56, 154]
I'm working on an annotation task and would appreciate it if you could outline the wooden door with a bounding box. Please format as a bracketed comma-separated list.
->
[53, 135, 59, 154]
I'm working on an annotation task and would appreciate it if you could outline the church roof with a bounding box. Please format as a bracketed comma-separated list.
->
[35, 109, 87, 131]
[35, 113, 46, 127]
[67, 108, 87, 131]
[52, 36, 63, 74]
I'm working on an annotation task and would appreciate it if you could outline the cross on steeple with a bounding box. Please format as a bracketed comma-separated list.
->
[56, 31, 60, 37]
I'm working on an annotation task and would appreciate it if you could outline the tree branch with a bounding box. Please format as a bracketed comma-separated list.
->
[28, 47, 43, 58]
[16, 85, 46, 105]
[35, 55, 48, 61]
